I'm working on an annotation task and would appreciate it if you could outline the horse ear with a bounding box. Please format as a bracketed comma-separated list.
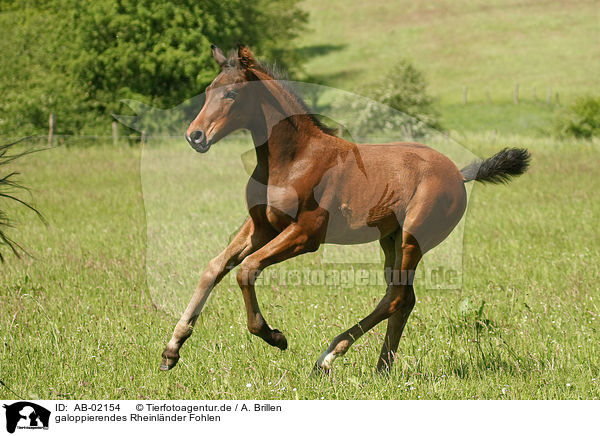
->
[237, 44, 257, 70]
[211, 44, 227, 68]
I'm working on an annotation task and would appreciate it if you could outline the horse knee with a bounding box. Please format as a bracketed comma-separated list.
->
[237, 257, 261, 286]
[303, 237, 321, 253]
[205, 256, 225, 281]
[290, 233, 320, 254]
[387, 286, 415, 316]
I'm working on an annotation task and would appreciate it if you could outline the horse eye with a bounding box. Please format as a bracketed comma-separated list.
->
[224, 90, 238, 100]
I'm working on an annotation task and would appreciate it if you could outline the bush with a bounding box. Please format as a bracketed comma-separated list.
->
[334, 58, 442, 139]
[373, 58, 442, 131]
[554, 95, 600, 139]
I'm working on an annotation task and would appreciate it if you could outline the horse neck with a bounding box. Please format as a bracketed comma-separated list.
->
[248, 96, 322, 174]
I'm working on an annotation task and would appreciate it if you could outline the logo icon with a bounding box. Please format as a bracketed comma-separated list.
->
[2, 402, 50, 433]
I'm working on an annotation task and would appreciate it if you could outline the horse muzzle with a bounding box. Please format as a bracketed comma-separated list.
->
[186, 130, 211, 153]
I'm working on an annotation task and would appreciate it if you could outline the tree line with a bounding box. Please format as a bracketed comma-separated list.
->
[0, 0, 308, 136]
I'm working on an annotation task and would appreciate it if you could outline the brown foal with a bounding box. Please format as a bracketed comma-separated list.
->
[160, 45, 530, 373]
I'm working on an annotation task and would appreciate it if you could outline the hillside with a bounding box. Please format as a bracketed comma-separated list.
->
[298, 0, 599, 133]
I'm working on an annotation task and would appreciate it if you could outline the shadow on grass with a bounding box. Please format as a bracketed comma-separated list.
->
[294, 43, 346, 59]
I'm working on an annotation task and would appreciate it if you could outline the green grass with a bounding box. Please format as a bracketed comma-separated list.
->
[297, 0, 599, 133]
[442, 102, 558, 136]
[1, 0, 598, 402]
[1, 134, 598, 400]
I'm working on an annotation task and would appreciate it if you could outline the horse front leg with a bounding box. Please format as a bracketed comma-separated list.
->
[236, 223, 320, 350]
[160, 218, 274, 370]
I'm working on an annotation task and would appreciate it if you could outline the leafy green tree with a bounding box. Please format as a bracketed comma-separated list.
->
[0, 0, 307, 136]
[0, 5, 80, 137]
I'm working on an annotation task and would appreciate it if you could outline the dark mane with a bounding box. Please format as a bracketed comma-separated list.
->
[226, 52, 337, 136]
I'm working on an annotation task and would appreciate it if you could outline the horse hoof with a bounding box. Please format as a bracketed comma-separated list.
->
[271, 329, 288, 350]
[375, 366, 392, 375]
[160, 352, 179, 371]
[376, 362, 392, 374]
[311, 363, 331, 377]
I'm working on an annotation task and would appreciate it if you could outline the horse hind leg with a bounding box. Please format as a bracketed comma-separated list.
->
[312, 229, 419, 374]
[377, 231, 421, 372]
[374, 182, 466, 372]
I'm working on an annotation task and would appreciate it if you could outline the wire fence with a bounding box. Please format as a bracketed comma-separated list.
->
[2, 85, 564, 147]
[0, 132, 190, 148]
[452, 84, 560, 105]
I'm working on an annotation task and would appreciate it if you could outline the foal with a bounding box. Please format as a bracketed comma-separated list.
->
[160, 45, 530, 373]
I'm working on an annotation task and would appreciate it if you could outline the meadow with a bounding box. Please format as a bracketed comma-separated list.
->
[0, 133, 598, 400]
[299, 0, 599, 135]
[1, 0, 598, 401]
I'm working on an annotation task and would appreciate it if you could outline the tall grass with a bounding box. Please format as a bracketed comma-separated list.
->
[0, 134, 598, 399]
[0, 139, 45, 261]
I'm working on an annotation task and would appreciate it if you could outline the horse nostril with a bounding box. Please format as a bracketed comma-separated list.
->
[189, 130, 205, 144]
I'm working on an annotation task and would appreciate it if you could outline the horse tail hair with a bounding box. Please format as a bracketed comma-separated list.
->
[461, 147, 531, 184]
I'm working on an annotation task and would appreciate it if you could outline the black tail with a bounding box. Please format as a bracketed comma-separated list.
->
[461, 147, 531, 184]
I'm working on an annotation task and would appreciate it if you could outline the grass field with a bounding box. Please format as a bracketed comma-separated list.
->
[297, 0, 600, 134]
[0, 134, 598, 400]
[1, 0, 598, 402]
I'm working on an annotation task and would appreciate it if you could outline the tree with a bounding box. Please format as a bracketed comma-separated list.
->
[0, 0, 308, 136]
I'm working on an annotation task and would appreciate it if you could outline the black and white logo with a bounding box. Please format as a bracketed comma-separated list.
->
[2, 402, 50, 433]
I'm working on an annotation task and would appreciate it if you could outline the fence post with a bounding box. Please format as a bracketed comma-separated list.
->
[513, 84, 519, 104]
[112, 121, 119, 146]
[141, 130, 147, 146]
[462, 86, 468, 104]
[555, 92, 560, 105]
[48, 113, 55, 146]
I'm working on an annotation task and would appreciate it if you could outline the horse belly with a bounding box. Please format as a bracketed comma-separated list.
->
[322, 205, 400, 244]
